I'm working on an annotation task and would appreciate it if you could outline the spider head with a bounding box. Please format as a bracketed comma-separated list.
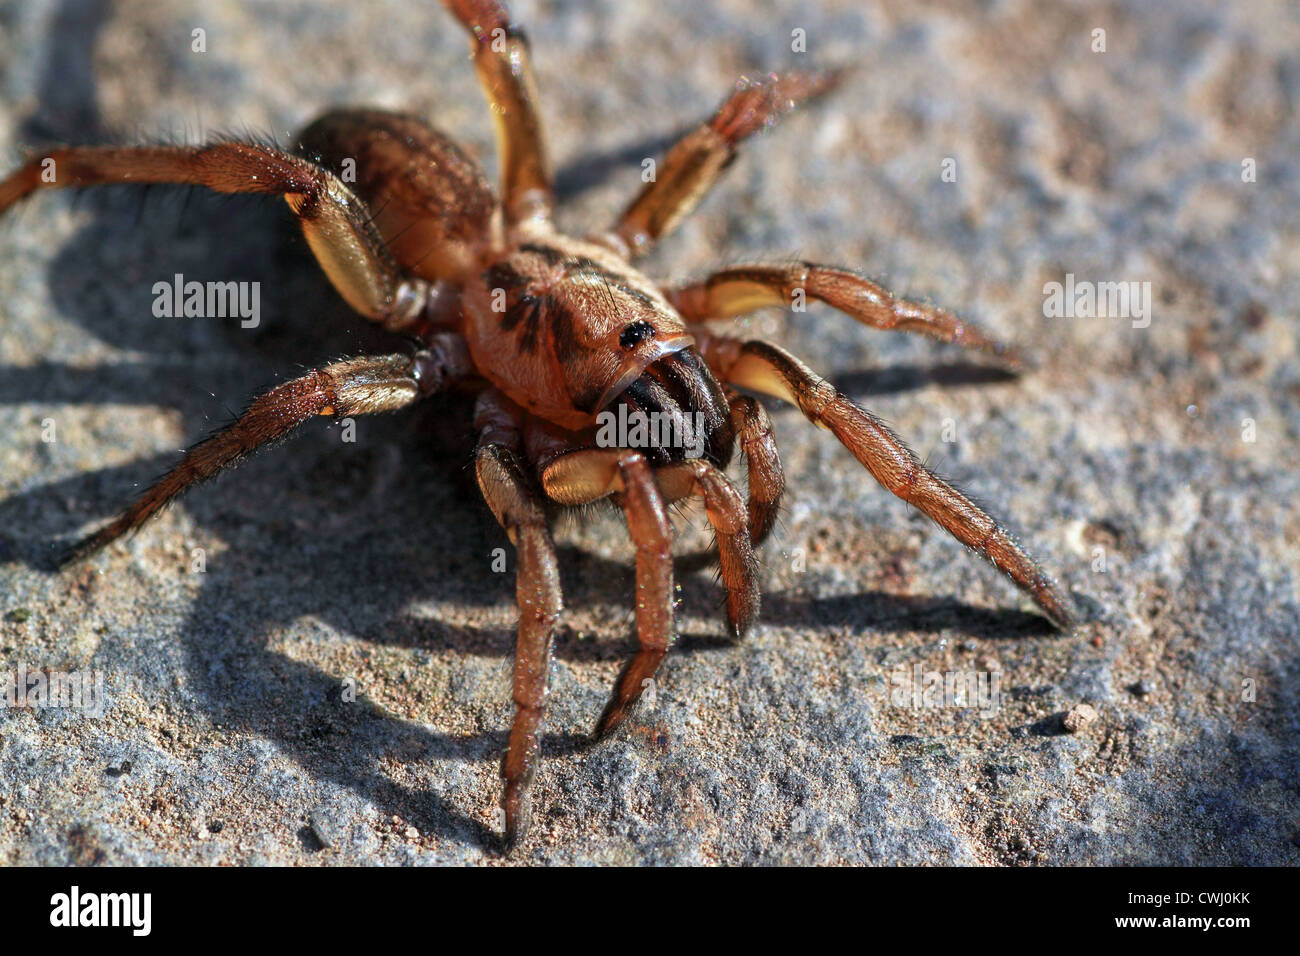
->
[469, 239, 735, 463]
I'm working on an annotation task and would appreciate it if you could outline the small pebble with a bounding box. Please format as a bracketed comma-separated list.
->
[1129, 679, 1153, 697]
[1063, 703, 1099, 733]
[308, 807, 336, 848]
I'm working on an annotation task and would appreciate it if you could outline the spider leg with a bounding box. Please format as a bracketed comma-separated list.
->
[540, 449, 673, 741]
[725, 386, 784, 547]
[696, 331, 1073, 630]
[0, 143, 426, 329]
[473, 392, 563, 852]
[441, 0, 552, 226]
[657, 457, 759, 639]
[669, 262, 1022, 366]
[540, 448, 756, 741]
[605, 70, 842, 259]
[64, 337, 469, 564]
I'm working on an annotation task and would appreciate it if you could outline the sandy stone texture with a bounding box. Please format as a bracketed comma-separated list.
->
[0, 0, 1296, 864]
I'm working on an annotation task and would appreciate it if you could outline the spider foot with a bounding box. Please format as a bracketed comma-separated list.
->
[58, 525, 119, 568]
[500, 780, 532, 855]
[1035, 584, 1077, 633]
[588, 647, 663, 746]
[588, 703, 629, 746]
[726, 600, 757, 642]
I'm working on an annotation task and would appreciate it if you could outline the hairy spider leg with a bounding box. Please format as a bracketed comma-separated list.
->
[606, 70, 843, 258]
[538, 447, 755, 742]
[725, 387, 785, 546]
[473, 391, 564, 852]
[442, 0, 553, 226]
[668, 261, 1023, 366]
[64, 340, 469, 564]
[695, 331, 1073, 630]
[0, 142, 428, 327]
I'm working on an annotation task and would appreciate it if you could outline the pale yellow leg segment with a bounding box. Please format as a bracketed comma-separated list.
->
[0, 142, 425, 326]
[672, 262, 1021, 365]
[697, 332, 1072, 629]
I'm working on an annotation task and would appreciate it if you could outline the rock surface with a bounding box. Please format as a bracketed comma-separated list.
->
[0, 0, 1296, 865]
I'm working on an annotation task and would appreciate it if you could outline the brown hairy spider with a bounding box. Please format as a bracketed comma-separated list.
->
[1, 0, 1072, 849]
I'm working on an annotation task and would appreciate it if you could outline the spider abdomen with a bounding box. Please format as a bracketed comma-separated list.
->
[296, 108, 499, 284]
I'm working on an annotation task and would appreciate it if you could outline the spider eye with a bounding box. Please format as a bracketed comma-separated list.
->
[619, 321, 655, 349]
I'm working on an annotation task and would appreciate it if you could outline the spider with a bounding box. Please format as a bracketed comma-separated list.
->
[1, 0, 1073, 850]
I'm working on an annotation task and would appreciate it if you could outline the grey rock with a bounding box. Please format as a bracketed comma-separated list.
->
[0, 0, 1297, 866]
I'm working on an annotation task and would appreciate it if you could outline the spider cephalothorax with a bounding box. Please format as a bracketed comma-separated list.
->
[0, 0, 1073, 851]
